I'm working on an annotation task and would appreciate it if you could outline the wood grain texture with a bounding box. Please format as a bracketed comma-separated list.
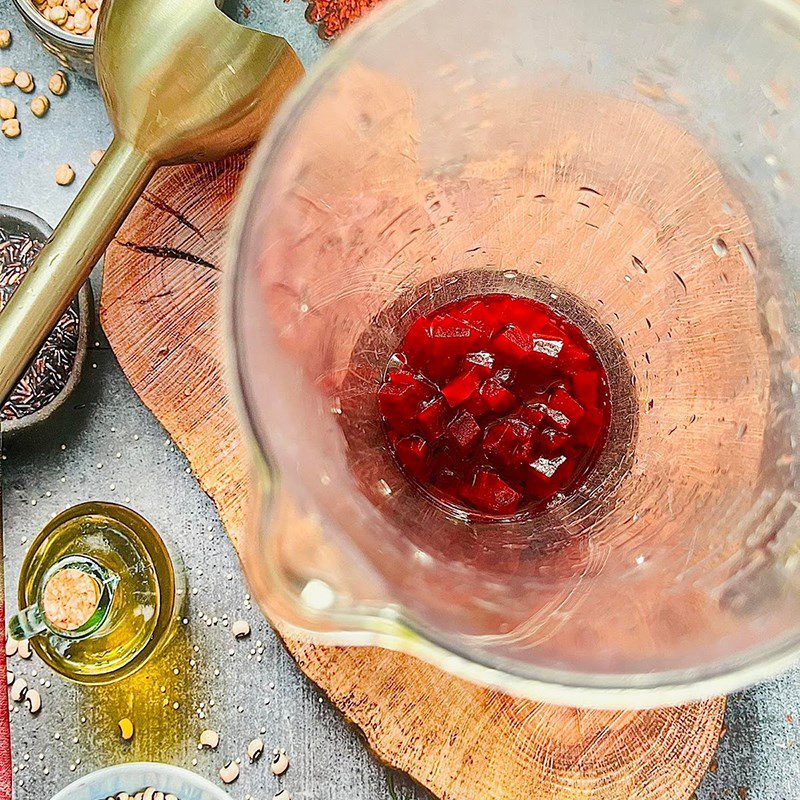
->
[100, 153, 725, 800]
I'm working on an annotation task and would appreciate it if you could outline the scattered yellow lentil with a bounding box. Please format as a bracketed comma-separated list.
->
[0, 30, 11, 49]
[0, 67, 15, 87]
[89, 148, 105, 166]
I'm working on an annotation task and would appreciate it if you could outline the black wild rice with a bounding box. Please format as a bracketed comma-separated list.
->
[0, 227, 80, 422]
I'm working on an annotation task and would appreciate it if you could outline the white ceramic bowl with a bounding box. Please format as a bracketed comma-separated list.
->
[50, 763, 231, 800]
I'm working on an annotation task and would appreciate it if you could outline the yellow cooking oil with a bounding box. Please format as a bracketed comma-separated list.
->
[11, 502, 184, 684]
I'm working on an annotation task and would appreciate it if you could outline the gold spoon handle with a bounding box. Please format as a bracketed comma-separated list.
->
[0, 137, 155, 403]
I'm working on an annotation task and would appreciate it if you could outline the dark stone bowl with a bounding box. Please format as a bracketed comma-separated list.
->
[0, 204, 92, 436]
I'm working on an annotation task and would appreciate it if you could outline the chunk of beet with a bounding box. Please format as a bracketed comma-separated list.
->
[572, 407, 605, 448]
[464, 351, 496, 375]
[394, 435, 430, 479]
[479, 378, 517, 414]
[492, 324, 532, 362]
[377, 370, 433, 420]
[524, 455, 573, 500]
[571, 369, 602, 407]
[461, 391, 490, 418]
[518, 403, 546, 427]
[445, 410, 482, 454]
[442, 366, 483, 407]
[417, 396, 450, 439]
[465, 469, 523, 514]
[482, 419, 535, 466]
[426, 313, 483, 358]
[545, 388, 585, 431]
[540, 427, 571, 455]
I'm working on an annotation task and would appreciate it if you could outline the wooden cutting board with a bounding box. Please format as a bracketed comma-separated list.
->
[99, 153, 725, 800]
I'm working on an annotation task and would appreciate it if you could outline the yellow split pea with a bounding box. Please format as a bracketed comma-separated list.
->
[55, 163, 75, 186]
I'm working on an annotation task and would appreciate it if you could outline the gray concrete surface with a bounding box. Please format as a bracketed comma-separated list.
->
[0, 1, 799, 799]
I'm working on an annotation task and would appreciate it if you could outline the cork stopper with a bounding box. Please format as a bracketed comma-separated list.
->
[42, 568, 100, 631]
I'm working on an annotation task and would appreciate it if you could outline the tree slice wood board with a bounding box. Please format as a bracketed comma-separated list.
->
[100, 153, 725, 800]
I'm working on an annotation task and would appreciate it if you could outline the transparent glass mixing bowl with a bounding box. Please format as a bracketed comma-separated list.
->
[228, 0, 800, 708]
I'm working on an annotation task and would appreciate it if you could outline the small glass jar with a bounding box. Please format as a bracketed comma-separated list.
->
[11, 502, 185, 684]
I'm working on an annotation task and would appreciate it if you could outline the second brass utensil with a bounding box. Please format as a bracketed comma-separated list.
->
[0, 0, 303, 403]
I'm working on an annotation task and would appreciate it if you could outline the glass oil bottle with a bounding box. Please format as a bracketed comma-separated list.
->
[10, 502, 185, 684]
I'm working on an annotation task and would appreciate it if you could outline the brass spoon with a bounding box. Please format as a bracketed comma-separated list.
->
[0, 0, 303, 401]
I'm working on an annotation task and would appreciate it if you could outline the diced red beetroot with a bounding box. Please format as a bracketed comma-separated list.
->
[442, 366, 483, 407]
[461, 392, 490, 418]
[426, 313, 483, 358]
[377, 371, 433, 419]
[571, 370, 602, 407]
[492, 324, 532, 362]
[479, 378, 517, 413]
[506, 296, 552, 331]
[482, 419, 535, 466]
[377, 293, 611, 515]
[451, 298, 498, 338]
[465, 469, 523, 515]
[464, 351, 495, 375]
[445, 410, 482, 454]
[572, 407, 605, 448]
[546, 388, 585, 431]
[558, 341, 593, 371]
[518, 403, 546, 427]
[417, 396, 449, 439]
[394, 436, 430, 480]
[540, 427, 571, 455]
[524, 455, 574, 499]
[494, 366, 513, 385]
[433, 468, 463, 499]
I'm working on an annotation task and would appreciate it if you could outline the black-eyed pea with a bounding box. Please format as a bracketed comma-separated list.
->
[218, 761, 240, 784]
[24, 688, 41, 714]
[10, 676, 27, 701]
[246, 737, 264, 762]
[2, 118, 20, 138]
[271, 748, 289, 775]
[199, 728, 220, 750]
